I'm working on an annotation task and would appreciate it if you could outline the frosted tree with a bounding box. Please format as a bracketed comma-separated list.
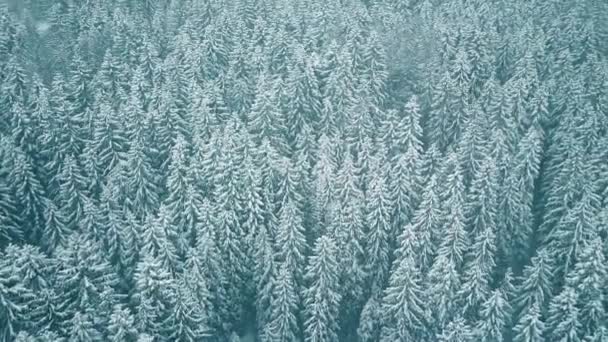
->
[134, 252, 175, 338]
[14, 331, 36, 342]
[303, 236, 341, 342]
[266, 262, 300, 342]
[458, 224, 497, 318]
[364, 147, 393, 291]
[0, 249, 30, 341]
[125, 138, 160, 220]
[108, 305, 137, 342]
[8, 147, 45, 239]
[498, 120, 544, 266]
[141, 206, 181, 274]
[513, 303, 546, 342]
[437, 316, 475, 342]
[357, 294, 382, 342]
[429, 71, 459, 151]
[0, 146, 22, 245]
[1, 55, 28, 130]
[183, 248, 215, 339]
[326, 149, 366, 334]
[546, 182, 601, 280]
[54, 234, 119, 327]
[240, 154, 266, 293]
[248, 73, 287, 147]
[162, 278, 208, 342]
[164, 135, 195, 257]
[380, 252, 429, 341]
[545, 286, 581, 342]
[390, 95, 424, 231]
[275, 199, 307, 297]
[565, 237, 606, 336]
[408, 174, 443, 271]
[52, 155, 88, 230]
[476, 289, 512, 342]
[68, 312, 103, 342]
[311, 134, 337, 211]
[2, 244, 56, 332]
[37, 330, 67, 342]
[42, 198, 69, 253]
[427, 152, 469, 325]
[90, 100, 128, 178]
[513, 249, 553, 318]
[195, 228, 227, 336]
[27, 288, 63, 335]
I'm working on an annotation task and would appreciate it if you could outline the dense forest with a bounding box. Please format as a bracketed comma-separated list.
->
[1, 0, 608, 341]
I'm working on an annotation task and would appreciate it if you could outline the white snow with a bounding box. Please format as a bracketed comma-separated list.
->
[36, 21, 51, 34]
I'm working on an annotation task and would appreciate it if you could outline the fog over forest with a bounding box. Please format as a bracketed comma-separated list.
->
[0, 0, 607, 341]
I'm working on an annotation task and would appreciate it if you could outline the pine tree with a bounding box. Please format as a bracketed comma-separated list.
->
[330, 150, 367, 337]
[8, 145, 44, 241]
[458, 225, 497, 318]
[513, 303, 546, 342]
[254, 223, 276, 340]
[37, 330, 67, 342]
[437, 316, 475, 342]
[183, 248, 215, 340]
[68, 312, 103, 342]
[409, 174, 443, 271]
[546, 181, 601, 280]
[380, 252, 429, 341]
[427, 152, 469, 325]
[240, 154, 266, 299]
[65, 52, 94, 123]
[275, 199, 307, 296]
[0, 55, 28, 130]
[546, 286, 582, 342]
[134, 252, 175, 338]
[194, 228, 227, 336]
[513, 250, 554, 318]
[266, 262, 300, 342]
[248, 72, 286, 145]
[476, 289, 512, 342]
[390, 95, 424, 231]
[55, 234, 119, 327]
[284, 44, 322, 142]
[429, 71, 460, 151]
[14, 331, 36, 342]
[357, 294, 382, 342]
[42, 198, 69, 253]
[141, 206, 181, 274]
[163, 135, 194, 257]
[364, 147, 393, 290]
[498, 120, 544, 266]
[52, 154, 88, 230]
[107, 305, 137, 342]
[0, 249, 31, 341]
[162, 277, 207, 342]
[565, 237, 606, 336]
[97, 185, 124, 270]
[125, 137, 160, 220]
[0, 141, 24, 244]
[303, 236, 342, 342]
[584, 327, 608, 342]
[2, 244, 55, 332]
[91, 100, 128, 178]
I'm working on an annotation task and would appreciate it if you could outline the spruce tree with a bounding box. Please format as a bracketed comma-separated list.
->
[303, 236, 341, 342]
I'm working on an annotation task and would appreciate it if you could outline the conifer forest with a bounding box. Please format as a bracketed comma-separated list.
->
[1, 0, 608, 341]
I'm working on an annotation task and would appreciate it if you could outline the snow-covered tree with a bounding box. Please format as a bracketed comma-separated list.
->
[303, 236, 341, 342]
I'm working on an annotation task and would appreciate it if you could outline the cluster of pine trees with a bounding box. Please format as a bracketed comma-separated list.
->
[1, 0, 607, 341]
